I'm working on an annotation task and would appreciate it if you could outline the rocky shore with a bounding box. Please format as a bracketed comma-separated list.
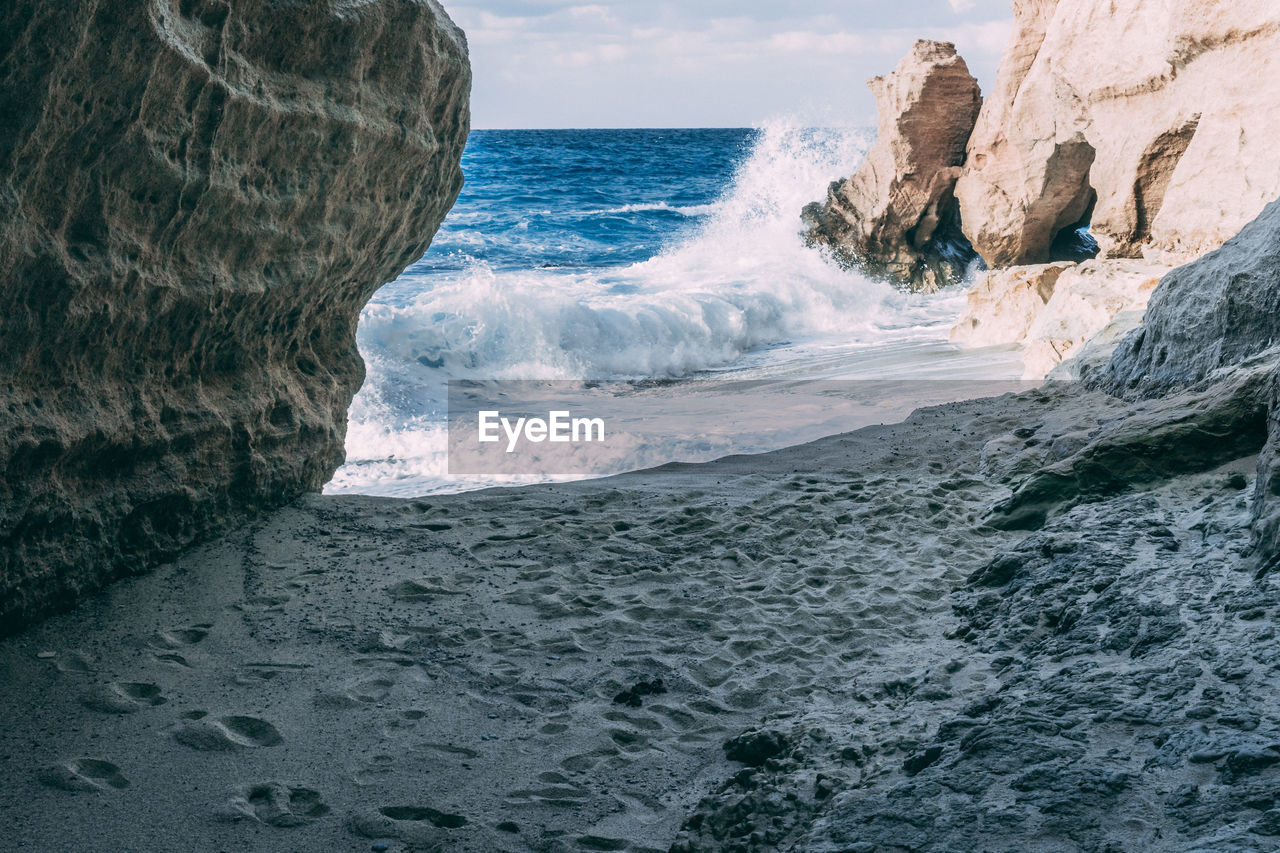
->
[4, 193, 1280, 847]
[4, 0, 1280, 850]
[809, 0, 1280, 378]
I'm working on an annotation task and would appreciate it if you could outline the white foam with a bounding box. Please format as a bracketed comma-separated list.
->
[331, 119, 995, 496]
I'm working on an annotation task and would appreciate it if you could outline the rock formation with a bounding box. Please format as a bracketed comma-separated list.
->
[955, 0, 1280, 268]
[0, 0, 471, 633]
[1101, 201, 1280, 394]
[950, 262, 1073, 348]
[803, 40, 982, 292]
[952, 260, 1165, 378]
[1095, 200, 1280, 566]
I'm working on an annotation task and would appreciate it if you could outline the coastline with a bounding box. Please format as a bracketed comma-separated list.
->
[6, 379, 1269, 850]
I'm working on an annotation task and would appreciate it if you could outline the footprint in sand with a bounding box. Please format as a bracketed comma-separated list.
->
[146, 623, 212, 667]
[314, 676, 395, 709]
[349, 804, 469, 845]
[81, 681, 167, 714]
[172, 714, 283, 750]
[35, 650, 95, 673]
[576, 836, 631, 851]
[218, 782, 330, 827]
[38, 758, 130, 792]
[386, 578, 464, 602]
[378, 806, 468, 828]
[152, 623, 212, 649]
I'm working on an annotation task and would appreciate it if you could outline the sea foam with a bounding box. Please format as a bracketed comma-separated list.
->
[330, 121, 1003, 496]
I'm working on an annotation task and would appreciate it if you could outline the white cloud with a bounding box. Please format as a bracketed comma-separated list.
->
[450, 1, 1015, 128]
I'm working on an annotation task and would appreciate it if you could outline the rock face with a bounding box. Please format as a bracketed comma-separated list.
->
[951, 260, 1165, 378]
[950, 262, 1074, 348]
[0, 0, 470, 632]
[1101, 201, 1280, 394]
[956, 0, 1280, 268]
[803, 40, 982, 292]
[1020, 261, 1165, 379]
[1094, 200, 1280, 566]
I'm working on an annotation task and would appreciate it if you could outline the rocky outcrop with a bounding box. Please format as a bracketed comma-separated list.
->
[1093, 200, 1280, 567]
[1101, 201, 1280, 394]
[803, 40, 982, 292]
[0, 0, 470, 632]
[951, 260, 1165, 378]
[950, 262, 1073, 348]
[956, 0, 1280, 268]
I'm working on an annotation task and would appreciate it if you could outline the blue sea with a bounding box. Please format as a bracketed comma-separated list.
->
[327, 123, 1023, 496]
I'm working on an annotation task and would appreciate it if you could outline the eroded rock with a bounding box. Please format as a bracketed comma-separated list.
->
[956, 0, 1280, 267]
[950, 262, 1074, 348]
[0, 0, 471, 632]
[803, 40, 982, 292]
[951, 260, 1166, 379]
[1021, 260, 1166, 379]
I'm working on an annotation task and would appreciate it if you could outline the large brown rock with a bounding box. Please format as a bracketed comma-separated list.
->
[956, 0, 1280, 268]
[803, 40, 982, 292]
[0, 0, 470, 633]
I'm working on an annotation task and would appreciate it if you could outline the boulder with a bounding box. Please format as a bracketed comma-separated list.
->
[0, 0, 471, 632]
[956, 0, 1280, 268]
[804, 40, 982, 292]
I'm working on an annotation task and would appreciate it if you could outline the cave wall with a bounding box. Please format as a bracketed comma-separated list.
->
[0, 0, 470, 632]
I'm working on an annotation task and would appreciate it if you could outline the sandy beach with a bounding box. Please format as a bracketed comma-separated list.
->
[6, 379, 1273, 851]
[0, 386, 1084, 851]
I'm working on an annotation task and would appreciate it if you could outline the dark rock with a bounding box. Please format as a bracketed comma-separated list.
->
[990, 368, 1269, 530]
[902, 745, 944, 776]
[969, 553, 1024, 587]
[724, 729, 790, 768]
[0, 0, 470, 632]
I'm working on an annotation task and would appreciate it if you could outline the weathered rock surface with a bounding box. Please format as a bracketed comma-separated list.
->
[801, 462, 1280, 852]
[1021, 260, 1165, 379]
[1096, 199, 1280, 572]
[950, 262, 1074, 348]
[803, 40, 982, 292]
[951, 260, 1165, 378]
[0, 0, 470, 632]
[956, 0, 1280, 268]
[1101, 200, 1280, 395]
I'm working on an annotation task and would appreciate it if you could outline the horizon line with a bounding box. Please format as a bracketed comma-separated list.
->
[469, 125, 859, 132]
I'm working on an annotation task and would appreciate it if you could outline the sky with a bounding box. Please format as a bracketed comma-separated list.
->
[446, 0, 1014, 129]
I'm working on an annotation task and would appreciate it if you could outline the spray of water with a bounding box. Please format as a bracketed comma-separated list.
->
[331, 120, 984, 495]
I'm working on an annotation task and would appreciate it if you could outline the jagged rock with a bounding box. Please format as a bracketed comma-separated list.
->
[1100, 201, 1280, 394]
[803, 40, 981, 292]
[956, 0, 1280, 268]
[0, 0, 470, 633]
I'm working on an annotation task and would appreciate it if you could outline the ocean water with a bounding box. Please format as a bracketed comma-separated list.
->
[327, 123, 1023, 496]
